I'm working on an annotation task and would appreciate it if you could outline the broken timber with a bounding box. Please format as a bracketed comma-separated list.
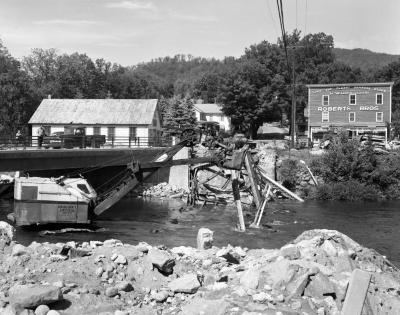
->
[257, 167, 304, 202]
[244, 152, 262, 209]
[231, 170, 245, 231]
[341, 269, 372, 315]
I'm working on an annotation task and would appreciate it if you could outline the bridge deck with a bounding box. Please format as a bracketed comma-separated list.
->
[0, 148, 166, 172]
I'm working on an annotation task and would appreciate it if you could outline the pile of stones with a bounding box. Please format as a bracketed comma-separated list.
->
[0, 221, 399, 314]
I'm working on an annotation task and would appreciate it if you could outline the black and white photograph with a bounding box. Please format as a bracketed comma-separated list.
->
[0, 0, 400, 314]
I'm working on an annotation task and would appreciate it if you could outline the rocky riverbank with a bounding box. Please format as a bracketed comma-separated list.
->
[0, 222, 400, 315]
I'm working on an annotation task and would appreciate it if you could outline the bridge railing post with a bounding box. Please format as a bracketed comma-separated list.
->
[129, 136, 131, 148]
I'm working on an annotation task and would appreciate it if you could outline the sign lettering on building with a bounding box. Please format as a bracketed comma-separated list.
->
[317, 106, 380, 112]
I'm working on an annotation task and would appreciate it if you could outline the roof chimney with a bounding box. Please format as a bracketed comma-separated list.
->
[47, 94, 51, 99]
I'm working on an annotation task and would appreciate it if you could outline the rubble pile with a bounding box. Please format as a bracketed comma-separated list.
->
[0, 221, 399, 314]
[141, 182, 188, 199]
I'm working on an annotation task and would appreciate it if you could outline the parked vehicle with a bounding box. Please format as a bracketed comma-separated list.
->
[43, 131, 64, 149]
[43, 128, 106, 149]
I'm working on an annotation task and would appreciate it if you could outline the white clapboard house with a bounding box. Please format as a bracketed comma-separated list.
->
[28, 99, 163, 147]
[194, 103, 231, 132]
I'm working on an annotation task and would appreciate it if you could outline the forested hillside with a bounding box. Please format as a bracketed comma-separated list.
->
[1, 31, 400, 138]
[334, 48, 400, 71]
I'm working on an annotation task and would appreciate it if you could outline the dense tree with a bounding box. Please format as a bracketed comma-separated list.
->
[163, 97, 196, 132]
[0, 30, 399, 139]
[0, 41, 37, 136]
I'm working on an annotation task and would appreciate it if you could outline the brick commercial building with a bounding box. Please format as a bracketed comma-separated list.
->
[306, 82, 394, 143]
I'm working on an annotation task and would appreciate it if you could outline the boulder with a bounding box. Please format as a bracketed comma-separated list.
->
[34, 305, 50, 315]
[280, 244, 301, 260]
[252, 292, 272, 303]
[12, 244, 28, 256]
[286, 271, 310, 300]
[115, 281, 133, 292]
[197, 228, 214, 250]
[179, 298, 229, 315]
[216, 247, 241, 264]
[105, 287, 119, 297]
[8, 284, 62, 308]
[47, 311, 60, 315]
[239, 269, 260, 290]
[151, 290, 169, 302]
[0, 221, 15, 243]
[68, 248, 91, 258]
[168, 273, 200, 294]
[114, 255, 127, 265]
[148, 248, 175, 275]
[304, 273, 336, 298]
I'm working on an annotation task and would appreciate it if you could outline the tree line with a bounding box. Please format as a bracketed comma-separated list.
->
[0, 30, 399, 138]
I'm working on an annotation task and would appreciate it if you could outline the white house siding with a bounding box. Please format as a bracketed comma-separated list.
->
[51, 126, 64, 133]
[86, 127, 93, 135]
[32, 124, 153, 147]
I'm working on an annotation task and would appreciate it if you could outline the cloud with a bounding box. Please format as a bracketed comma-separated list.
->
[34, 19, 100, 26]
[105, 1, 156, 11]
[169, 11, 218, 23]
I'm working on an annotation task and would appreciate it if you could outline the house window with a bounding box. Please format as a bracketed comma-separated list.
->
[107, 127, 115, 141]
[129, 127, 137, 139]
[322, 95, 329, 106]
[93, 127, 100, 135]
[322, 111, 329, 122]
[349, 112, 356, 123]
[376, 112, 383, 122]
[376, 94, 383, 105]
[349, 94, 356, 105]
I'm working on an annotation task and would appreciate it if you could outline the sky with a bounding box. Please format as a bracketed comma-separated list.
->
[0, 0, 399, 66]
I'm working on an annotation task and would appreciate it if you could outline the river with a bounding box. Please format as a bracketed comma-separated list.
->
[1, 198, 400, 266]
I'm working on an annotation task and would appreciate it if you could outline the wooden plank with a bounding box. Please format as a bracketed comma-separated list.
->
[258, 168, 304, 202]
[342, 269, 372, 315]
[231, 170, 245, 231]
[256, 185, 271, 226]
[244, 152, 262, 209]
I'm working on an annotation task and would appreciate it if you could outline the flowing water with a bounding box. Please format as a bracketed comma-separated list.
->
[1, 198, 400, 265]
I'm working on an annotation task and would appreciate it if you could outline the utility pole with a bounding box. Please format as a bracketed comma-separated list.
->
[291, 55, 296, 148]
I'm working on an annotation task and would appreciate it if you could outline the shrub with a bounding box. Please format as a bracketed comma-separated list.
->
[311, 181, 381, 201]
[279, 158, 299, 191]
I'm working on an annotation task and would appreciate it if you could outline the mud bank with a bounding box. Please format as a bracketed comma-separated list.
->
[0, 224, 399, 315]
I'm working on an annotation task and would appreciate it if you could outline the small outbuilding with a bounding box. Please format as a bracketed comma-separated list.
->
[28, 99, 163, 146]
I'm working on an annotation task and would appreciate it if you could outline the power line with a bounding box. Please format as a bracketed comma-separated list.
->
[305, 0, 308, 35]
[266, 0, 279, 38]
[276, 0, 290, 74]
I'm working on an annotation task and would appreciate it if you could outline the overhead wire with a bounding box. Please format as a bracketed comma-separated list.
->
[266, 0, 279, 38]
[304, 0, 308, 35]
[276, 0, 291, 74]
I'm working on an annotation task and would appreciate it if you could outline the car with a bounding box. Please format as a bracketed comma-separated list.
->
[43, 132, 64, 149]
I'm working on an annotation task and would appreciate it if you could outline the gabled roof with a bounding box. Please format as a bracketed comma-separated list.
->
[29, 99, 158, 125]
[194, 103, 223, 114]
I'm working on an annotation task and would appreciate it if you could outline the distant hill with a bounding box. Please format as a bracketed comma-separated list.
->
[334, 48, 400, 71]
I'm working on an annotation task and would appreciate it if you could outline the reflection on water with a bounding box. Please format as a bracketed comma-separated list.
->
[1, 198, 400, 265]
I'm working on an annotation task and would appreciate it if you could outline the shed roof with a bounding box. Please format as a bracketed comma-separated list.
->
[306, 82, 394, 89]
[194, 103, 223, 114]
[29, 99, 158, 125]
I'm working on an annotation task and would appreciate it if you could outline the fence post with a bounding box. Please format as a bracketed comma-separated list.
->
[138, 137, 140, 147]
[129, 136, 131, 148]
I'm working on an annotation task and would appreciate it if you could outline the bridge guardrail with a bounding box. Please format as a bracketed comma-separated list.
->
[0, 136, 173, 150]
